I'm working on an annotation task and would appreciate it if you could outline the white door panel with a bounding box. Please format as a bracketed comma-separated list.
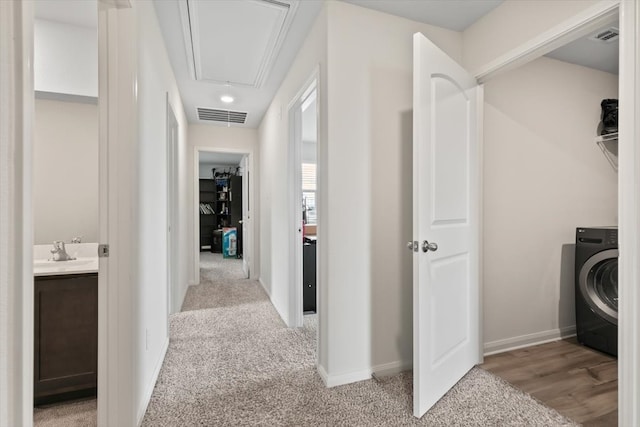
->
[413, 32, 481, 418]
[242, 156, 249, 278]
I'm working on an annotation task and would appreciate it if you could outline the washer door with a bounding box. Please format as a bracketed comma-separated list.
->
[578, 248, 618, 325]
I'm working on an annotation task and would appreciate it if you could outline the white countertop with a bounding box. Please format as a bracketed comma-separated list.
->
[34, 243, 99, 277]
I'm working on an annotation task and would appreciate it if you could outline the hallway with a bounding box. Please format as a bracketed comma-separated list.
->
[142, 253, 319, 425]
[141, 254, 577, 426]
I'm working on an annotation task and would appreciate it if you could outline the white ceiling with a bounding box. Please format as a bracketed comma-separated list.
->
[156, 0, 505, 129]
[545, 23, 619, 75]
[180, 0, 298, 88]
[342, 0, 502, 31]
[34, 0, 97, 28]
[36, 0, 619, 132]
[154, 0, 324, 128]
[199, 152, 244, 166]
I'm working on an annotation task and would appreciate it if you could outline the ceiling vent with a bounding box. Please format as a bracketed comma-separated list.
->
[589, 27, 619, 43]
[197, 108, 248, 124]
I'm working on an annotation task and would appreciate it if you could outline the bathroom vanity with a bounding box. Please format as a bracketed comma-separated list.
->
[33, 244, 98, 405]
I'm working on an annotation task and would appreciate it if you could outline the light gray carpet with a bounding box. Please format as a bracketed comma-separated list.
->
[142, 252, 578, 426]
[34, 398, 96, 427]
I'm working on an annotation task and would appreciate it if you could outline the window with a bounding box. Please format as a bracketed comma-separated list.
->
[302, 163, 316, 225]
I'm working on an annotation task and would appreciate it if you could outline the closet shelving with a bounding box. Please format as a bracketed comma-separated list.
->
[199, 178, 217, 251]
[595, 132, 618, 172]
[199, 169, 243, 254]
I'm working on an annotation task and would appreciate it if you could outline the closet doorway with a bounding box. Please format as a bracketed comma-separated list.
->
[477, 4, 621, 424]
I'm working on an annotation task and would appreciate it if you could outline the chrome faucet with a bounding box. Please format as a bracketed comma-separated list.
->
[71, 236, 82, 243]
[50, 241, 75, 262]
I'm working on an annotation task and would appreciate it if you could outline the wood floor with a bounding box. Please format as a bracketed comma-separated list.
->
[482, 338, 617, 426]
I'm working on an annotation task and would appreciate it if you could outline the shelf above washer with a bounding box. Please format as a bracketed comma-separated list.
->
[596, 132, 618, 172]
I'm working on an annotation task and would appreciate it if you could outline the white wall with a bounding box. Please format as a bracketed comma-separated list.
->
[323, 1, 462, 382]
[462, 0, 605, 74]
[482, 56, 618, 352]
[34, 19, 97, 97]
[302, 141, 316, 164]
[258, 0, 462, 384]
[133, 1, 190, 422]
[33, 99, 98, 244]
[189, 124, 259, 281]
[258, 1, 328, 356]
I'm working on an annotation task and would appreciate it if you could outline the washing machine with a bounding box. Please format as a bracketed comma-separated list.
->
[575, 227, 618, 357]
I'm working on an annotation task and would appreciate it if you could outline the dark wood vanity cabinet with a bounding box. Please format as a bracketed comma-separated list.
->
[34, 273, 98, 404]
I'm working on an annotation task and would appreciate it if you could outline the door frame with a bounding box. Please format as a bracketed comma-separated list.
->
[240, 155, 250, 278]
[166, 95, 179, 315]
[0, 0, 137, 424]
[473, 1, 639, 424]
[97, 1, 137, 424]
[287, 70, 318, 328]
[0, 1, 34, 424]
[474, 1, 620, 83]
[192, 146, 255, 282]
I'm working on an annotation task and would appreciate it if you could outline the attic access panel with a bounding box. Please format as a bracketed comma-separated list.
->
[180, 0, 298, 88]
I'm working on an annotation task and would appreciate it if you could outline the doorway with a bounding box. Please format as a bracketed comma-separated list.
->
[410, 1, 633, 419]
[476, 12, 620, 425]
[288, 74, 319, 330]
[32, 1, 100, 423]
[194, 148, 253, 283]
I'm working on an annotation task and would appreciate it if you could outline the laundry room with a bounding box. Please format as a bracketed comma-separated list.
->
[480, 23, 619, 424]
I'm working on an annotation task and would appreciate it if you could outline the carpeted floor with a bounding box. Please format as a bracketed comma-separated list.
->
[34, 397, 96, 427]
[142, 253, 577, 426]
[35, 253, 578, 426]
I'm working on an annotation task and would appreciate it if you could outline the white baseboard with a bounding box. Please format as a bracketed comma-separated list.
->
[317, 364, 372, 388]
[372, 360, 412, 378]
[317, 363, 330, 386]
[258, 277, 268, 295]
[483, 325, 577, 356]
[317, 359, 412, 388]
[174, 282, 189, 313]
[136, 338, 169, 426]
[258, 277, 292, 327]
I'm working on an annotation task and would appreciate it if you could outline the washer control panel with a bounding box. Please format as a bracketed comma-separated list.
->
[576, 227, 618, 246]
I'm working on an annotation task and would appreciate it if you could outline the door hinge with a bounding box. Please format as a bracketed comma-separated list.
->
[98, 244, 110, 258]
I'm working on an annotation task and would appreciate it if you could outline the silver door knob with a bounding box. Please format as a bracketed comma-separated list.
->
[422, 240, 438, 252]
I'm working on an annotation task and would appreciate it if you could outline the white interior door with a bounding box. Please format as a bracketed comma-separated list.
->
[241, 155, 249, 278]
[412, 32, 482, 418]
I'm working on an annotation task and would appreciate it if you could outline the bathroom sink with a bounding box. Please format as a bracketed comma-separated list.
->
[34, 259, 93, 268]
[33, 258, 98, 276]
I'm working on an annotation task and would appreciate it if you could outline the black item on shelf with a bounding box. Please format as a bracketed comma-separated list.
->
[598, 99, 618, 135]
[212, 229, 223, 253]
[303, 242, 317, 313]
[230, 175, 243, 258]
[201, 170, 242, 252]
[199, 179, 217, 251]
